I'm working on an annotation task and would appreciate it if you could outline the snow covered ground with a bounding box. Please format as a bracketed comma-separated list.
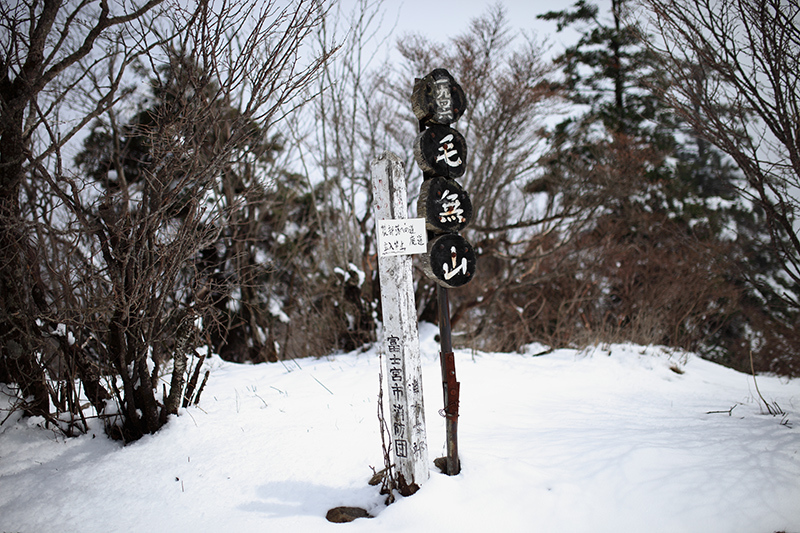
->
[1, 323, 799, 532]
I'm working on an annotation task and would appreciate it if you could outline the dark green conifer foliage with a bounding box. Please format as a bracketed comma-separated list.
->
[530, 0, 797, 371]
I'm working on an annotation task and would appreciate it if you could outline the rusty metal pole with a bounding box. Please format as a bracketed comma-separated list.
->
[438, 284, 460, 475]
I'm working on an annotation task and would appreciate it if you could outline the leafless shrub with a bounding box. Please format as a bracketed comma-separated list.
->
[0, 0, 335, 439]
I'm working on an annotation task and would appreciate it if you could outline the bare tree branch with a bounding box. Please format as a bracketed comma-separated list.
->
[633, 0, 800, 303]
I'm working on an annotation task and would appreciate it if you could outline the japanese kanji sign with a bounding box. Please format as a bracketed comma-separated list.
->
[414, 125, 467, 179]
[412, 68, 476, 290]
[377, 218, 427, 257]
[418, 176, 473, 234]
[371, 152, 430, 491]
[426, 233, 477, 289]
[411, 68, 467, 126]
[412, 68, 474, 476]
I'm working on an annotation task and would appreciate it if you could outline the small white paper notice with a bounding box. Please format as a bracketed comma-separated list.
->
[378, 217, 428, 257]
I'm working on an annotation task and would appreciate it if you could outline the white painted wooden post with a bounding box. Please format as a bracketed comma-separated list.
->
[371, 151, 429, 490]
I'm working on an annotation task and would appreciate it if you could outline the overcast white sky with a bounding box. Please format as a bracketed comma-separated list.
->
[389, 0, 561, 38]
[339, 0, 608, 52]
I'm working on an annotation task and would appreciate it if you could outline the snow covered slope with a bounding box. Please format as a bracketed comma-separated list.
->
[1, 323, 798, 532]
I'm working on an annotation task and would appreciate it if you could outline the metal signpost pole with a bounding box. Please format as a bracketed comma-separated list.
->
[437, 285, 460, 475]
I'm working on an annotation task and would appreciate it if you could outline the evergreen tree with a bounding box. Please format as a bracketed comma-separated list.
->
[531, 0, 783, 366]
[540, 0, 669, 139]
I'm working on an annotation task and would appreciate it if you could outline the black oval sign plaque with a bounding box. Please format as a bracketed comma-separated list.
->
[411, 68, 467, 126]
[418, 176, 472, 233]
[414, 125, 467, 179]
[424, 233, 476, 288]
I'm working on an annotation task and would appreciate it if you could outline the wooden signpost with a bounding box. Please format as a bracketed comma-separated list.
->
[412, 68, 474, 476]
[371, 152, 429, 493]
[370, 68, 473, 491]
[423, 233, 476, 289]
[411, 68, 467, 125]
[414, 125, 468, 178]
